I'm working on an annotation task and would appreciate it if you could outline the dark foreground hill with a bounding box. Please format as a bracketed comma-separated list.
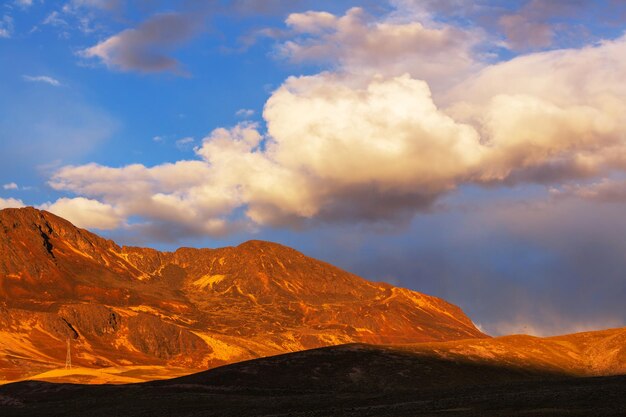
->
[1, 342, 625, 417]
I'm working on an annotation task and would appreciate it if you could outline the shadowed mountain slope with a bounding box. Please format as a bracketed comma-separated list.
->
[0, 207, 485, 383]
[170, 326, 626, 389]
[1, 337, 626, 416]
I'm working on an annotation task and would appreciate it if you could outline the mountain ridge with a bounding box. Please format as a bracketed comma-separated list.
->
[0, 207, 485, 383]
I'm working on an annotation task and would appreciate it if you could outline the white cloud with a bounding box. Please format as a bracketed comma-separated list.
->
[392, 0, 610, 52]
[49, 161, 242, 238]
[22, 75, 62, 86]
[236, 108, 255, 118]
[0, 197, 24, 209]
[254, 73, 483, 224]
[50, 74, 485, 232]
[446, 34, 626, 184]
[278, 7, 482, 90]
[15, 0, 34, 8]
[43, 11, 68, 27]
[40, 197, 123, 230]
[551, 178, 626, 203]
[175, 136, 194, 150]
[0, 15, 14, 39]
[3, 183, 18, 190]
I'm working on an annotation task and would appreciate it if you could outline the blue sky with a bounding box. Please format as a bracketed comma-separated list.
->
[2, 0, 626, 336]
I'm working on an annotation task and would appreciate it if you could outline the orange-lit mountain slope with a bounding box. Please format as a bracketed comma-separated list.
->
[0, 207, 485, 383]
[396, 326, 626, 377]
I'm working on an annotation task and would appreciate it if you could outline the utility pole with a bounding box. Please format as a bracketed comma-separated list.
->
[65, 337, 72, 369]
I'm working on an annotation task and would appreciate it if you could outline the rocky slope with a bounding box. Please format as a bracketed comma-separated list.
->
[0, 207, 485, 383]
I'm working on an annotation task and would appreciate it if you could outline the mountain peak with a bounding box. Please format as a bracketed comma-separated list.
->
[0, 206, 109, 248]
[1, 206, 65, 226]
[235, 239, 301, 254]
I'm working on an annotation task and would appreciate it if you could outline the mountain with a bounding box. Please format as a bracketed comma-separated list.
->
[2, 330, 626, 416]
[0, 207, 485, 383]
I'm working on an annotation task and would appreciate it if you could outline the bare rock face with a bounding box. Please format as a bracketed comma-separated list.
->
[58, 304, 120, 338]
[39, 313, 80, 340]
[127, 314, 211, 361]
[0, 207, 487, 382]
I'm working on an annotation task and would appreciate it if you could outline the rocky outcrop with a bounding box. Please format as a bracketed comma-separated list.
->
[58, 304, 120, 338]
[127, 314, 211, 361]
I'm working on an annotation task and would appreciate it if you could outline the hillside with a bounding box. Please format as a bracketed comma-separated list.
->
[0, 207, 485, 383]
[2, 335, 626, 416]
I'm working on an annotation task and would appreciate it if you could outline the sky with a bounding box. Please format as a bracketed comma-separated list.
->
[1, 0, 626, 336]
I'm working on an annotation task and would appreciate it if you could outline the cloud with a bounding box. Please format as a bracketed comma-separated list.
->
[0, 197, 24, 209]
[44, 1, 109, 36]
[79, 12, 204, 73]
[43, 11, 69, 27]
[445, 34, 626, 184]
[551, 178, 626, 203]
[22, 75, 62, 86]
[40, 197, 123, 230]
[2, 183, 18, 190]
[495, 0, 601, 50]
[236, 108, 255, 118]
[14, 0, 33, 8]
[0, 15, 14, 39]
[50, 74, 486, 235]
[277, 7, 482, 89]
[498, 14, 553, 50]
[226, 0, 309, 15]
[49, 161, 243, 239]
[175, 136, 194, 151]
[66, 0, 121, 12]
[255, 73, 483, 224]
[397, 0, 626, 51]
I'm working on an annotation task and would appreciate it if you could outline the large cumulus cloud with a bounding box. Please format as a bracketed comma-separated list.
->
[50, 73, 486, 232]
